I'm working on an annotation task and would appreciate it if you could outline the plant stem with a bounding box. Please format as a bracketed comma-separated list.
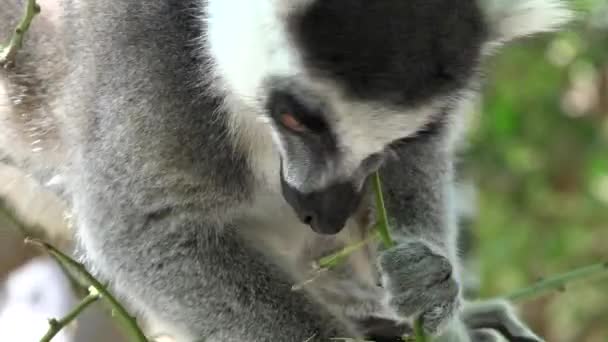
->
[306, 172, 397, 272]
[26, 238, 150, 342]
[40, 287, 101, 342]
[372, 173, 427, 342]
[372, 172, 395, 248]
[503, 261, 608, 302]
[0, 0, 40, 67]
[412, 319, 428, 342]
[318, 230, 380, 269]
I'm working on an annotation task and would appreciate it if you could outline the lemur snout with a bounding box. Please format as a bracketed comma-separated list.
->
[280, 174, 363, 235]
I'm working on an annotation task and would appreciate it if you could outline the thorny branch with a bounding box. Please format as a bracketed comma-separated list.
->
[503, 261, 608, 302]
[0, 0, 40, 67]
[2, 197, 147, 341]
[25, 238, 150, 342]
[40, 287, 101, 342]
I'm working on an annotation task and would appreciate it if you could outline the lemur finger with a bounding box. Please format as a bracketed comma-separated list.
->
[462, 300, 544, 342]
[469, 329, 507, 342]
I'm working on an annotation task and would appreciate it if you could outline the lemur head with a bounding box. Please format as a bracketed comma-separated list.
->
[206, 0, 570, 235]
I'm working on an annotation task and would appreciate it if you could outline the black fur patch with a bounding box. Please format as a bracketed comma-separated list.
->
[290, 0, 487, 107]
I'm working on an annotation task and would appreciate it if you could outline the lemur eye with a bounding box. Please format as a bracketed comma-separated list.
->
[269, 90, 329, 135]
[280, 113, 308, 133]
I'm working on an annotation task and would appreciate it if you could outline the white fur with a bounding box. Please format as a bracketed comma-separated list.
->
[0, 78, 10, 117]
[205, 0, 303, 105]
[481, 0, 572, 48]
[203, 0, 452, 192]
[330, 92, 445, 172]
[204, 0, 309, 191]
[204, 0, 571, 194]
[37, 0, 64, 25]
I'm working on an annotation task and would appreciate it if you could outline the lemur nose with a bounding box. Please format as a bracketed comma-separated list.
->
[303, 215, 313, 225]
[280, 175, 364, 235]
[298, 208, 347, 235]
[308, 213, 347, 235]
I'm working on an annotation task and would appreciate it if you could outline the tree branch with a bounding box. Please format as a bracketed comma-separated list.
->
[0, 0, 40, 67]
[25, 238, 150, 342]
[40, 287, 101, 342]
[503, 261, 608, 302]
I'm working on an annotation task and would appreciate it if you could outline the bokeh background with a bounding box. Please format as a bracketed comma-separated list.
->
[462, 0, 608, 341]
[1, 0, 607, 341]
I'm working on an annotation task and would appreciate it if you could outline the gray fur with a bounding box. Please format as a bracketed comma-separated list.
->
[0, 0, 568, 341]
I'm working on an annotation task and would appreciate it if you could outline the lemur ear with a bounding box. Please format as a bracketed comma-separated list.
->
[480, 0, 573, 54]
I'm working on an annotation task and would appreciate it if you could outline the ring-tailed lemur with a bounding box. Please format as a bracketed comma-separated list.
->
[0, 0, 570, 341]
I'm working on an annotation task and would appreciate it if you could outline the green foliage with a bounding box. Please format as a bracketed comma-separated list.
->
[463, 0, 608, 340]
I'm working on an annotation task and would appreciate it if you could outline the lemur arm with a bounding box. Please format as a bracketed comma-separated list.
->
[379, 125, 457, 261]
[374, 123, 464, 334]
[75, 192, 356, 342]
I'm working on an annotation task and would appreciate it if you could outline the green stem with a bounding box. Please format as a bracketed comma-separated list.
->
[318, 230, 381, 269]
[372, 172, 395, 248]
[1, 200, 88, 298]
[412, 319, 428, 342]
[0, 0, 40, 66]
[503, 262, 608, 302]
[40, 287, 101, 342]
[26, 238, 149, 342]
[373, 173, 427, 342]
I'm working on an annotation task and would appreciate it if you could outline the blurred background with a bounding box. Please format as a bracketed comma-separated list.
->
[1, 0, 607, 341]
[461, 0, 608, 341]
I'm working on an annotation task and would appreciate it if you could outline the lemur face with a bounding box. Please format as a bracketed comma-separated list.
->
[206, 0, 571, 234]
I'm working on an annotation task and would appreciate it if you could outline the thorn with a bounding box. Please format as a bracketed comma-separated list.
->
[48, 318, 60, 328]
[24, 236, 35, 244]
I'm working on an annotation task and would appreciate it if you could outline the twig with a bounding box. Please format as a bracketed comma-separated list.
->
[372, 172, 395, 248]
[503, 261, 608, 302]
[25, 238, 150, 342]
[40, 286, 101, 342]
[293, 173, 393, 290]
[372, 173, 427, 342]
[1, 199, 88, 297]
[412, 319, 428, 342]
[292, 231, 380, 291]
[0, 0, 40, 67]
[318, 230, 381, 269]
[296, 172, 397, 288]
